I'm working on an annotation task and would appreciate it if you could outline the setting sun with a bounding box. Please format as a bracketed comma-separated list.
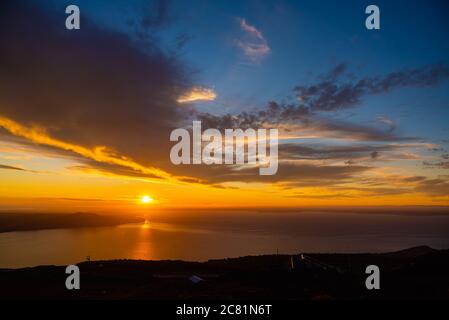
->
[141, 195, 153, 204]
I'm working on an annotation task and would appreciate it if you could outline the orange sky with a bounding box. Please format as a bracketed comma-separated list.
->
[0, 129, 447, 213]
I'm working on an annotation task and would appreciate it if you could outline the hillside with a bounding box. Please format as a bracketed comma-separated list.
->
[1, 246, 447, 300]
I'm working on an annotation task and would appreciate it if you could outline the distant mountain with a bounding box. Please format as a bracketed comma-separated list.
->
[398, 249, 449, 275]
[385, 245, 437, 259]
[0, 212, 144, 233]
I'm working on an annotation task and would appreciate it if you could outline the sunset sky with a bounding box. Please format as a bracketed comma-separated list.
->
[0, 0, 449, 213]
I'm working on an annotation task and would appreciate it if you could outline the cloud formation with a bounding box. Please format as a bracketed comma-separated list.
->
[0, 0, 191, 183]
[198, 62, 449, 142]
[279, 143, 412, 161]
[0, 1, 448, 199]
[423, 161, 449, 169]
[0, 164, 27, 171]
[295, 62, 449, 112]
[197, 102, 416, 142]
[236, 18, 270, 63]
[177, 86, 217, 103]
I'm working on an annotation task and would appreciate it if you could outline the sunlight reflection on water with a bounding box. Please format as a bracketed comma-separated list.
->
[1, 213, 449, 268]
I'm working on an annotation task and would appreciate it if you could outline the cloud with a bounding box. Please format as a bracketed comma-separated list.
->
[0, 0, 193, 183]
[197, 103, 416, 142]
[127, 0, 173, 44]
[287, 173, 449, 198]
[376, 116, 396, 132]
[286, 192, 355, 199]
[358, 174, 449, 197]
[0, 2, 447, 196]
[0, 164, 27, 171]
[370, 151, 379, 160]
[319, 63, 348, 81]
[0, 163, 38, 173]
[197, 63, 449, 143]
[279, 143, 412, 161]
[415, 178, 449, 196]
[177, 86, 217, 103]
[236, 18, 270, 62]
[295, 62, 449, 112]
[173, 162, 371, 186]
[423, 161, 449, 169]
[0, 117, 172, 180]
[141, 0, 171, 29]
[289, 187, 410, 199]
[305, 117, 417, 142]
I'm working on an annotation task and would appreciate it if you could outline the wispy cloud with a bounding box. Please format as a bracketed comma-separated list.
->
[198, 63, 449, 139]
[0, 117, 173, 181]
[295, 63, 449, 112]
[0, 163, 38, 173]
[236, 18, 270, 63]
[423, 161, 449, 169]
[177, 86, 217, 103]
[376, 116, 396, 132]
[0, 164, 27, 171]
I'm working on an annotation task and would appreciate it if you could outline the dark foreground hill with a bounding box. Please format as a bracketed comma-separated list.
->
[0, 246, 448, 300]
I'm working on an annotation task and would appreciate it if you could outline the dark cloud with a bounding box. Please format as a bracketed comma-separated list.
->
[423, 161, 449, 169]
[0, 164, 27, 171]
[279, 143, 407, 161]
[0, 163, 40, 173]
[415, 178, 449, 196]
[198, 107, 416, 142]
[198, 63, 448, 143]
[402, 176, 427, 183]
[200, 163, 371, 186]
[141, 0, 171, 29]
[125, 0, 173, 45]
[295, 62, 449, 112]
[0, 0, 192, 177]
[319, 63, 348, 81]
[198, 101, 310, 130]
[309, 118, 417, 141]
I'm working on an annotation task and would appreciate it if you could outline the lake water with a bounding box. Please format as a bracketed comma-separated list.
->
[1, 211, 449, 268]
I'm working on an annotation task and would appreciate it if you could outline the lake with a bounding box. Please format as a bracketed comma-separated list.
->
[1, 211, 449, 268]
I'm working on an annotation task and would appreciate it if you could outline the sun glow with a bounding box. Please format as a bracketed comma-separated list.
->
[141, 219, 150, 228]
[141, 195, 153, 204]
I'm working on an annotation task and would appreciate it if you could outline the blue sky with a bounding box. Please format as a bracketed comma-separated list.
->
[48, 0, 449, 126]
[19, 0, 449, 147]
[41, 0, 449, 162]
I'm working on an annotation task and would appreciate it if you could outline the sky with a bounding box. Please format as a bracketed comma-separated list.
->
[0, 0, 448, 213]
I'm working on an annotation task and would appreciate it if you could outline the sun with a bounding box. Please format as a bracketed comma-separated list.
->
[141, 195, 153, 204]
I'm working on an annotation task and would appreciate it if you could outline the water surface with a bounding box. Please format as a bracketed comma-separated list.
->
[1, 212, 449, 268]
